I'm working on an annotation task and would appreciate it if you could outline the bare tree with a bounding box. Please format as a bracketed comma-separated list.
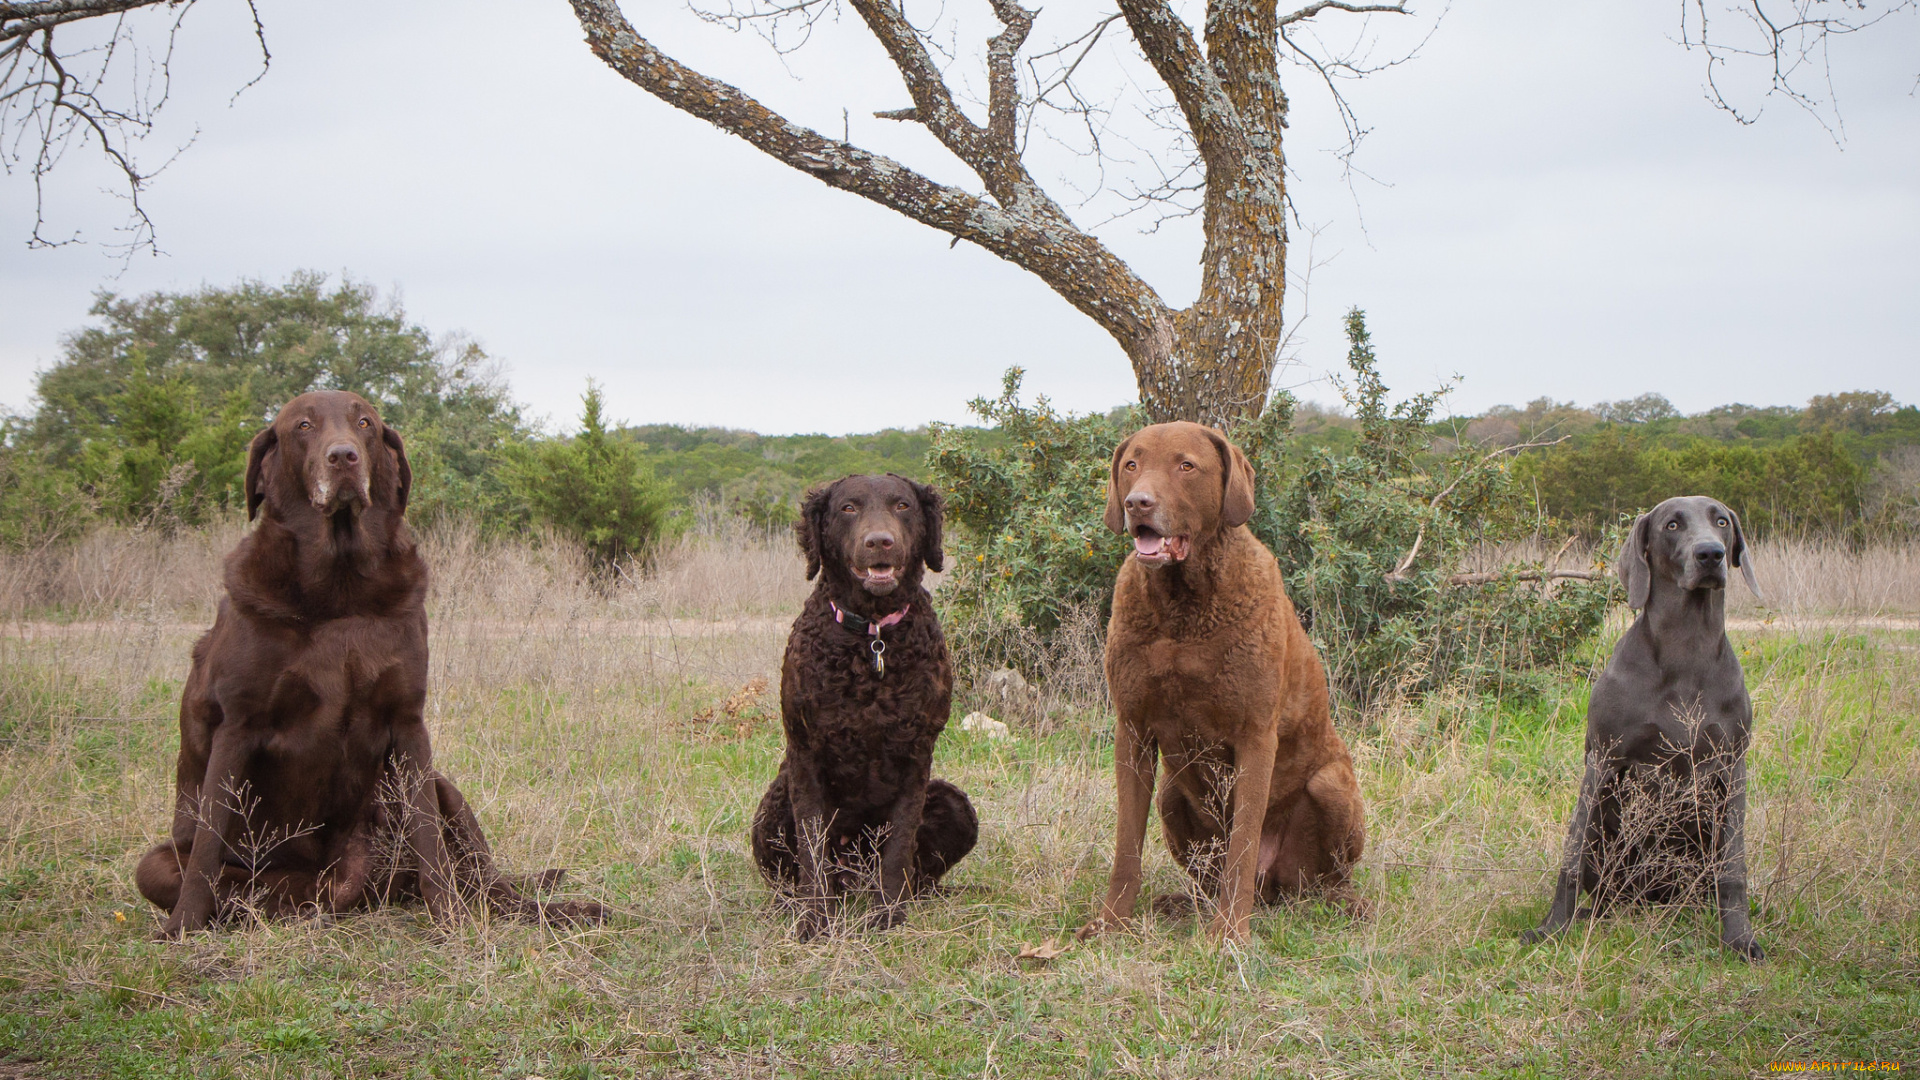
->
[567, 0, 1918, 425]
[1, 0, 266, 255]
[1678, 0, 1918, 138]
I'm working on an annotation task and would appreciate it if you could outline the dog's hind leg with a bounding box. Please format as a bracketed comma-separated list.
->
[135, 841, 188, 912]
[750, 775, 801, 888]
[1262, 762, 1368, 915]
[910, 778, 978, 890]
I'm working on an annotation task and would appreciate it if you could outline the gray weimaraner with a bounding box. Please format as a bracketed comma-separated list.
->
[1524, 495, 1765, 960]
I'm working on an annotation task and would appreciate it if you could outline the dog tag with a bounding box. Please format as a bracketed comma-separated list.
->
[870, 639, 886, 678]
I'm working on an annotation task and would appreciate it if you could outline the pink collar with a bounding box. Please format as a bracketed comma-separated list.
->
[829, 599, 908, 637]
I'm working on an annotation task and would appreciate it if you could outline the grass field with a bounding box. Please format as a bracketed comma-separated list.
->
[1, 522, 1915, 1078]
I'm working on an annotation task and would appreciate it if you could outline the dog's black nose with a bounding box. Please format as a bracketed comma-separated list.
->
[863, 531, 895, 551]
[1696, 543, 1725, 565]
[326, 444, 360, 468]
[1124, 490, 1156, 514]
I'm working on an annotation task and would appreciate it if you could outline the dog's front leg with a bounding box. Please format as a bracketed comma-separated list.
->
[162, 724, 254, 938]
[1081, 715, 1158, 938]
[391, 723, 457, 924]
[784, 758, 836, 940]
[872, 763, 932, 931]
[1714, 755, 1764, 961]
[1524, 750, 1609, 944]
[1214, 733, 1279, 943]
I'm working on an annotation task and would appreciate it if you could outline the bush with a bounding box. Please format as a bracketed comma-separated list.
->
[1238, 311, 1614, 706]
[13, 273, 529, 529]
[504, 383, 673, 575]
[1515, 425, 1867, 537]
[924, 371, 1140, 683]
[927, 313, 1616, 711]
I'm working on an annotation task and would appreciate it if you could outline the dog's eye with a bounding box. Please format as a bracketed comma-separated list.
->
[895, 501, 911, 512]
[1717, 517, 1729, 528]
[297, 420, 311, 430]
[841, 503, 856, 514]
[1179, 461, 1195, 472]
[1123, 461, 1137, 472]
[1665, 520, 1679, 531]
[358, 418, 371, 429]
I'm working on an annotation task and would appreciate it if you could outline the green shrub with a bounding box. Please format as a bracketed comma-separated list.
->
[1514, 421, 1868, 537]
[924, 372, 1140, 679]
[927, 312, 1616, 711]
[14, 273, 530, 529]
[504, 383, 672, 574]
[1237, 311, 1614, 706]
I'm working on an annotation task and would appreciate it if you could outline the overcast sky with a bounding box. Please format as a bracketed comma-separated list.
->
[2, 1, 1916, 435]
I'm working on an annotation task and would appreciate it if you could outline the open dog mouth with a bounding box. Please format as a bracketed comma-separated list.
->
[856, 563, 899, 590]
[1131, 525, 1190, 564]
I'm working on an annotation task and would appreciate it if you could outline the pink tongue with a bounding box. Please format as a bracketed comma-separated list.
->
[1134, 534, 1165, 556]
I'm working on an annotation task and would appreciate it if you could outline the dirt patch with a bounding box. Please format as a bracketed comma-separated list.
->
[1727, 615, 1920, 633]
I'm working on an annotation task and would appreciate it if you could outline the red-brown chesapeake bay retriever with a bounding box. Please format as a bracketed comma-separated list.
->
[1081, 422, 1365, 943]
[751, 474, 977, 938]
[135, 391, 603, 936]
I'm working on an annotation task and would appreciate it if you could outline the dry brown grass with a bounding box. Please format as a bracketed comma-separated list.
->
[0, 522, 1915, 1076]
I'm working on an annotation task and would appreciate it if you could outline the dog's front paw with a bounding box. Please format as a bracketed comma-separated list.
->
[1075, 916, 1119, 941]
[1724, 934, 1765, 963]
[793, 906, 829, 941]
[866, 903, 907, 933]
[1519, 926, 1551, 946]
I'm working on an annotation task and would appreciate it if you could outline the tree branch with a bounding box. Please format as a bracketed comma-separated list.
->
[1446, 569, 1602, 587]
[1113, 0, 1253, 167]
[1384, 437, 1571, 583]
[984, 0, 1033, 152]
[568, 0, 1174, 358]
[1278, 1, 1407, 27]
[4, 0, 265, 257]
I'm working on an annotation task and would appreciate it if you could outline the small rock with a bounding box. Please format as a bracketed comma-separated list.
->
[982, 667, 1031, 701]
[960, 711, 1012, 740]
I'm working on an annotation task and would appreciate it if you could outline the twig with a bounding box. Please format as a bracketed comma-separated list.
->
[1446, 569, 1602, 587]
[1383, 436, 1571, 583]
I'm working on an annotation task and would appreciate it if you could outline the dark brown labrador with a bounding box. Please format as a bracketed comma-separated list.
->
[1081, 422, 1366, 943]
[750, 474, 977, 938]
[135, 390, 604, 936]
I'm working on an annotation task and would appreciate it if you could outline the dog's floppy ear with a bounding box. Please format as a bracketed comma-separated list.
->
[1726, 504, 1761, 600]
[895, 474, 945, 573]
[244, 424, 278, 522]
[1206, 427, 1257, 528]
[381, 424, 412, 515]
[795, 480, 835, 581]
[1104, 432, 1137, 535]
[1619, 512, 1652, 610]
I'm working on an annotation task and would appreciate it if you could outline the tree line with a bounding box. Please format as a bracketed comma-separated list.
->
[4, 275, 1913, 571]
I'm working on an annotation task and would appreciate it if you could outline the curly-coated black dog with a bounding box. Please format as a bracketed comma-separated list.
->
[750, 474, 977, 937]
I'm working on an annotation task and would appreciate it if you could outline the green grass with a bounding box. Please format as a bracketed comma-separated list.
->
[2, 624, 1915, 1078]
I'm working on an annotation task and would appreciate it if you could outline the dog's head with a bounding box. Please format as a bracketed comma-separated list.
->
[245, 390, 411, 526]
[1619, 495, 1759, 609]
[796, 473, 944, 596]
[1104, 421, 1255, 568]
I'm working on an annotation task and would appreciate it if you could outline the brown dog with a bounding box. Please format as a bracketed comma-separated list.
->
[135, 390, 603, 936]
[751, 474, 977, 937]
[1081, 421, 1365, 942]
